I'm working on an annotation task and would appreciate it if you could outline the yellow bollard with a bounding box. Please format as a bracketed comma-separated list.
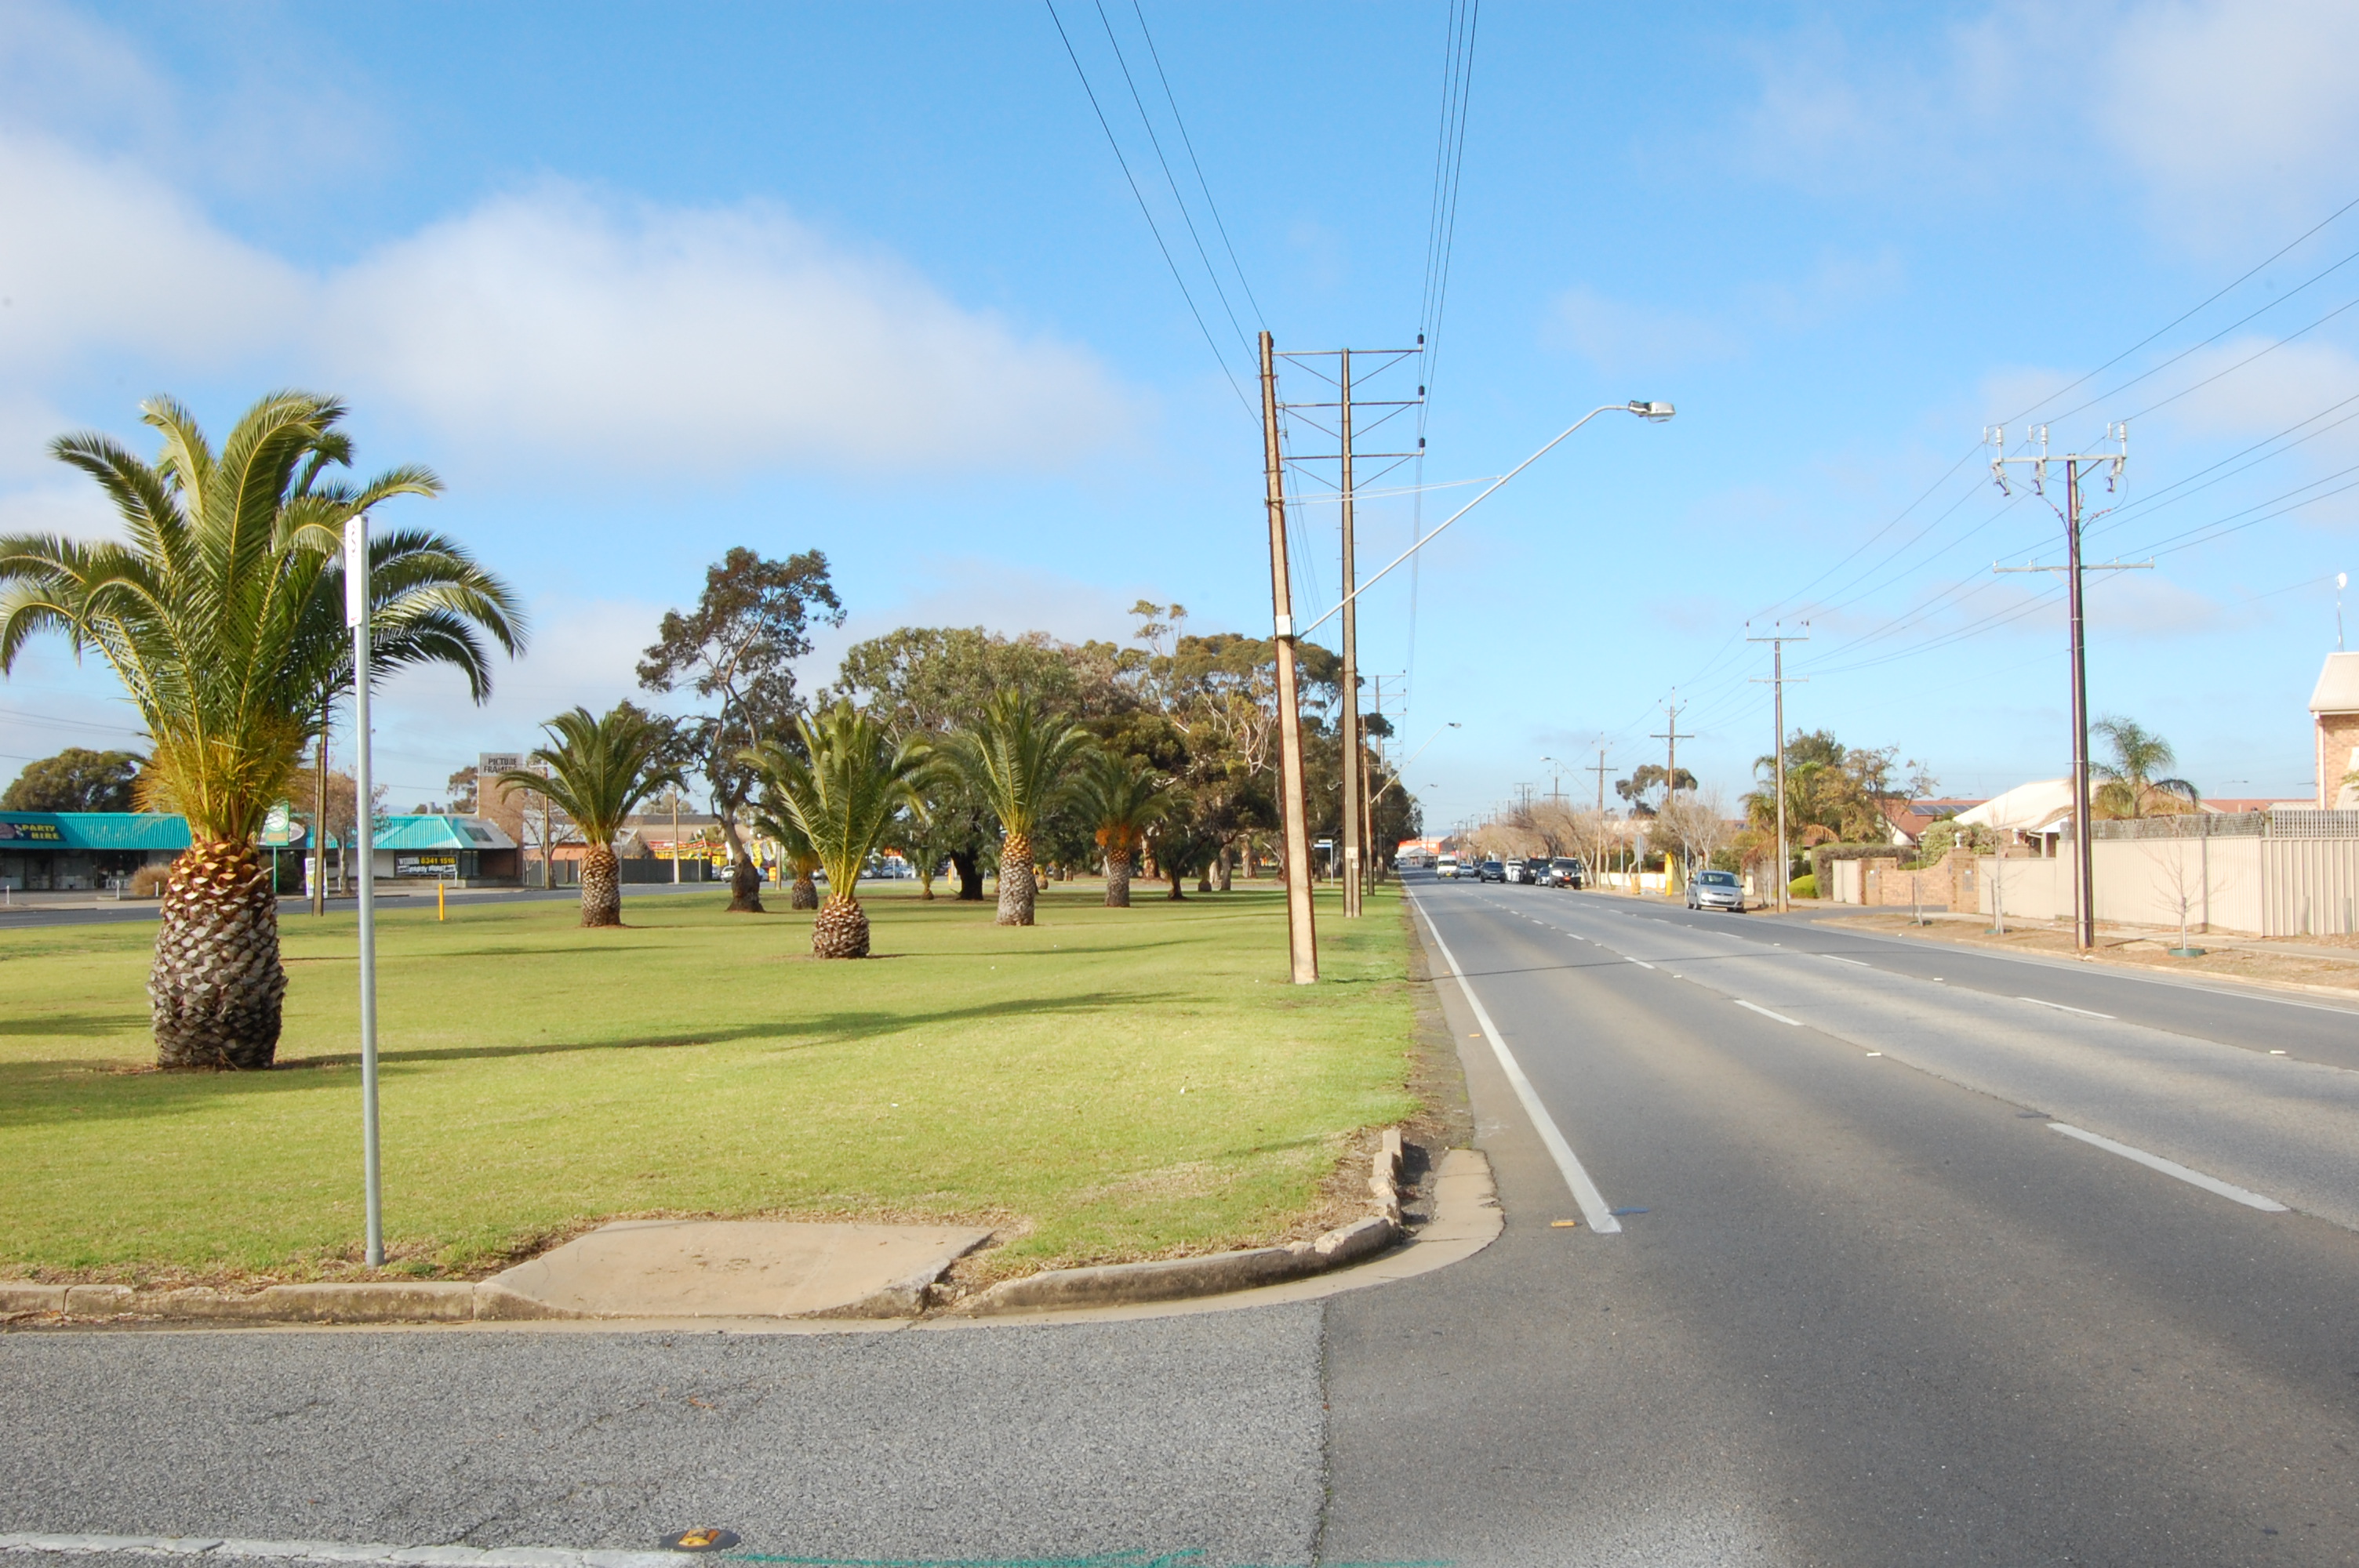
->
[437, 878, 445, 921]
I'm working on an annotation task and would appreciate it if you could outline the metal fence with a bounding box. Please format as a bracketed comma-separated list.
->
[2080, 809, 2359, 841]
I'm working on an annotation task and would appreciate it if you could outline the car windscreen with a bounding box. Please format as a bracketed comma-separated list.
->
[1697, 871, 1737, 885]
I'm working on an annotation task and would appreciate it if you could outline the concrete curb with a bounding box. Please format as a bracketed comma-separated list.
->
[954, 1133, 1410, 1317]
[0, 1279, 575, 1326]
[2, 1129, 1433, 1328]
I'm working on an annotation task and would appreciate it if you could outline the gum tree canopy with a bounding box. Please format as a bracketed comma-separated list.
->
[638, 547, 842, 913]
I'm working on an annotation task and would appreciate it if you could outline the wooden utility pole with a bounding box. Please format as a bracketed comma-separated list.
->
[1990, 423, 2140, 951]
[1749, 625, 1808, 913]
[1262, 332, 1318, 983]
[1338, 347, 1364, 918]
[1651, 699, 1692, 800]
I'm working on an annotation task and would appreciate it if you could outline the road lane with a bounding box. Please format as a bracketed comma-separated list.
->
[1463, 884, 2359, 1231]
[1319, 880, 2359, 1566]
[1562, 884, 2359, 1071]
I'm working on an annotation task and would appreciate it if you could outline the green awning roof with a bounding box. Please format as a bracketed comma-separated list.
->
[0, 812, 512, 853]
[0, 812, 191, 851]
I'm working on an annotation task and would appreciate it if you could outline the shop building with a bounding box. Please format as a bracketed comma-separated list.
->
[0, 812, 189, 891]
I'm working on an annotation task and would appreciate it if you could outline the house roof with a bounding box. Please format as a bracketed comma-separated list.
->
[0, 811, 191, 851]
[372, 815, 518, 851]
[2311, 652, 2359, 713]
[1953, 779, 2076, 833]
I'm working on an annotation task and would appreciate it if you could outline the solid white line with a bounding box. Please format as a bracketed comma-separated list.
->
[0, 1536, 679, 1568]
[2046, 1123, 2288, 1212]
[1412, 898, 1622, 1234]
[1735, 1000, 1803, 1026]
[2017, 996, 2115, 1020]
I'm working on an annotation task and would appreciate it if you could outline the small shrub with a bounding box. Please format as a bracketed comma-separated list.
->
[129, 865, 171, 898]
[1789, 873, 1819, 900]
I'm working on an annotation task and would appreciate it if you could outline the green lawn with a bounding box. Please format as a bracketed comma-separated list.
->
[0, 880, 1415, 1285]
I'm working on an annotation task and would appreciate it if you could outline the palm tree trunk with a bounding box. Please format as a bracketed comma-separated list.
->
[151, 840, 286, 1070]
[996, 830, 1037, 925]
[789, 870, 819, 910]
[580, 844, 621, 927]
[1104, 849, 1132, 908]
[812, 893, 870, 957]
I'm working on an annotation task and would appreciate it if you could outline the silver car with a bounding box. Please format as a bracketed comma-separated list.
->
[1685, 869, 1745, 911]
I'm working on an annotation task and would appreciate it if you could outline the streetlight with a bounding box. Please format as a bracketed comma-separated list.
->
[1371, 722, 1460, 810]
[1296, 401, 1675, 638]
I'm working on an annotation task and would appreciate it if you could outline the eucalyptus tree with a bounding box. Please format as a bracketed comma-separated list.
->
[498, 705, 684, 927]
[1074, 750, 1166, 907]
[950, 689, 1094, 926]
[639, 548, 842, 913]
[0, 392, 522, 1069]
[742, 701, 929, 958]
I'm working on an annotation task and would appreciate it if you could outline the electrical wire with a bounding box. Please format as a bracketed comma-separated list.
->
[1404, 0, 1481, 730]
[1089, 0, 1256, 354]
[1126, 0, 1264, 330]
[1043, 0, 1255, 417]
[2002, 188, 2359, 427]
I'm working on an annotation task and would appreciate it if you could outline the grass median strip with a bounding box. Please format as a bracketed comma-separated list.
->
[0, 882, 1415, 1287]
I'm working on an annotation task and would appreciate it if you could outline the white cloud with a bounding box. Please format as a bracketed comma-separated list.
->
[2140, 338, 2359, 446]
[320, 188, 1135, 474]
[1736, 2, 2359, 245]
[0, 132, 300, 374]
[0, 132, 1136, 486]
[2099, 0, 2359, 238]
[1550, 285, 1736, 376]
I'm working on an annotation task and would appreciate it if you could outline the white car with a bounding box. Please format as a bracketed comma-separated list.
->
[1685, 869, 1745, 911]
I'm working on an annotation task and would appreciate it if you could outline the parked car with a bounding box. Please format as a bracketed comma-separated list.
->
[1503, 858, 1528, 884]
[1478, 859, 1506, 883]
[1686, 868, 1745, 912]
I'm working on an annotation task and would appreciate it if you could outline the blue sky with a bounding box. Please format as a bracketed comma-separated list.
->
[5, 2, 2359, 826]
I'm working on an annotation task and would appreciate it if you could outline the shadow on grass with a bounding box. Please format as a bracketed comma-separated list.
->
[0, 988, 1152, 1128]
[0, 1011, 147, 1038]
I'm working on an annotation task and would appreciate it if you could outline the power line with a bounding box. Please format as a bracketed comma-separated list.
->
[1042, 0, 1254, 416]
[1404, 0, 1481, 730]
[1089, 0, 1256, 354]
[2004, 188, 2359, 427]
[1125, 0, 1264, 329]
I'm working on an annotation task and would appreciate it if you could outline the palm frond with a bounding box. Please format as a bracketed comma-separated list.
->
[4, 391, 521, 841]
[499, 705, 685, 848]
[742, 702, 929, 894]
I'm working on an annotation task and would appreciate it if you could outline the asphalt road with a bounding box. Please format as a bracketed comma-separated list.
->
[5, 875, 2355, 1565]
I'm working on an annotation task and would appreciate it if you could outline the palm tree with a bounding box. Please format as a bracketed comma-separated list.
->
[1075, 751, 1167, 908]
[742, 701, 929, 957]
[2092, 716, 2200, 818]
[948, 689, 1093, 926]
[747, 786, 823, 910]
[498, 705, 685, 927]
[1, 392, 522, 1069]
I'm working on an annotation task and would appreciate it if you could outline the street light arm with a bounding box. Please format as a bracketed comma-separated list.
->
[1293, 401, 1670, 639]
[1369, 721, 1459, 808]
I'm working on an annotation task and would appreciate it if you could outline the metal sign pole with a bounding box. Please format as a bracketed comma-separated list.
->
[344, 517, 383, 1267]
